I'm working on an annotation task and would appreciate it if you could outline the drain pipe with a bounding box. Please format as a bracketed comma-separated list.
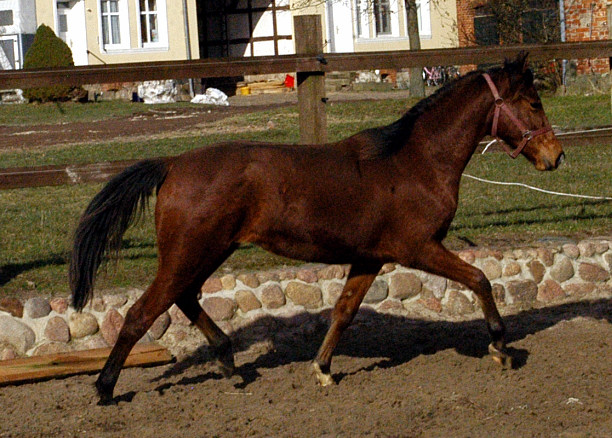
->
[182, 0, 195, 97]
[559, 0, 567, 89]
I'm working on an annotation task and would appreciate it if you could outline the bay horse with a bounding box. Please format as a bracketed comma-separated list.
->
[70, 53, 564, 405]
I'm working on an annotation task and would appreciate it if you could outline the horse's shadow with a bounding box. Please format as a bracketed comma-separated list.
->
[151, 298, 611, 394]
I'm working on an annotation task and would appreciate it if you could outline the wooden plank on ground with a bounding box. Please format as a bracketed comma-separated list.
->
[0, 343, 173, 386]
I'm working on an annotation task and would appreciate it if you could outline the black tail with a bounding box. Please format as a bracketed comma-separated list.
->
[69, 159, 169, 311]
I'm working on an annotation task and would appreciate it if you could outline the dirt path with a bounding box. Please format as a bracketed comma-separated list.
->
[0, 104, 273, 151]
[0, 299, 610, 437]
[0, 91, 414, 152]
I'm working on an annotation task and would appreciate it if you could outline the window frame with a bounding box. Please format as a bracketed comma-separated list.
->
[135, 0, 169, 49]
[98, 0, 130, 52]
[354, 0, 406, 40]
[416, 0, 431, 39]
[374, 0, 393, 36]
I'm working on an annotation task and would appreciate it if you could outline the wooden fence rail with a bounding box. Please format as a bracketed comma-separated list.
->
[2, 129, 610, 191]
[0, 41, 611, 90]
[0, 160, 142, 190]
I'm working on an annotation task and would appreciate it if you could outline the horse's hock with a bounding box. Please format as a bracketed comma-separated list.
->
[1, 239, 610, 360]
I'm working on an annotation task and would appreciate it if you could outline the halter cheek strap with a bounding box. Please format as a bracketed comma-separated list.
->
[482, 73, 552, 159]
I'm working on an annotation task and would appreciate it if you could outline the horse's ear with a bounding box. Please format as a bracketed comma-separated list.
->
[517, 51, 529, 72]
[504, 51, 530, 74]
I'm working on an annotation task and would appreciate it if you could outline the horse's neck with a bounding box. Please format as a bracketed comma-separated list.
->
[402, 74, 494, 184]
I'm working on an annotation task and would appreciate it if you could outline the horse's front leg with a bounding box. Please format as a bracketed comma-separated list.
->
[313, 262, 382, 385]
[411, 241, 511, 367]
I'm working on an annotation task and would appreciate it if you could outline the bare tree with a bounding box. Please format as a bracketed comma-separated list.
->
[404, 0, 425, 97]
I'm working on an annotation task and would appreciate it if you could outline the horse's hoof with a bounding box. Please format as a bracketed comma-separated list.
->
[488, 343, 513, 369]
[97, 396, 117, 406]
[213, 342, 235, 378]
[312, 362, 335, 386]
[95, 378, 117, 405]
[216, 358, 235, 378]
[216, 346, 236, 378]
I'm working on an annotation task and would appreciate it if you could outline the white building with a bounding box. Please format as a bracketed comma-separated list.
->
[0, 0, 37, 69]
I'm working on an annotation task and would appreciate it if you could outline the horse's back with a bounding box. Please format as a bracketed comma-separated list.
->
[155, 140, 396, 263]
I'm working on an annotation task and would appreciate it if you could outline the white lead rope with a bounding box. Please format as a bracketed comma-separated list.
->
[462, 173, 612, 201]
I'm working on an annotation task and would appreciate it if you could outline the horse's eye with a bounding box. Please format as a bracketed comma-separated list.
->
[529, 101, 543, 110]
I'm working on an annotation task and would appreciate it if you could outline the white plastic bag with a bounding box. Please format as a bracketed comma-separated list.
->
[190, 88, 229, 106]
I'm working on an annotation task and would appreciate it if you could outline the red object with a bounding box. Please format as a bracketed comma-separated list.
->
[284, 74, 295, 88]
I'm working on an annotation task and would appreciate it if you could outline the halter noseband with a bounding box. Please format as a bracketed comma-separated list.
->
[482, 73, 552, 159]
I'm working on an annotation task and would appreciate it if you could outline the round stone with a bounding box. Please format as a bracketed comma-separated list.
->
[237, 273, 260, 288]
[69, 312, 99, 339]
[481, 259, 502, 280]
[550, 256, 574, 282]
[364, 280, 388, 304]
[24, 297, 51, 319]
[235, 290, 262, 313]
[444, 290, 475, 315]
[389, 272, 422, 300]
[0, 316, 36, 354]
[202, 297, 236, 321]
[537, 280, 565, 302]
[0, 298, 24, 318]
[324, 282, 344, 305]
[44, 316, 70, 343]
[502, 262, 521, 277]
[101, 309, 125, 345]
[284, 282, 323, 309]
[261, 285, 286, 309]
[148, 312, 171, 340]
[49, 297, 69, 314]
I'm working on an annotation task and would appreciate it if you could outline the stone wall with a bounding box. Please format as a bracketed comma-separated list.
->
[1, 239, 610, 360]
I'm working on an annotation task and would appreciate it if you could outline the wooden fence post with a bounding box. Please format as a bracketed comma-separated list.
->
[294, 15, 327, 145]
[608, 5, 612, 113]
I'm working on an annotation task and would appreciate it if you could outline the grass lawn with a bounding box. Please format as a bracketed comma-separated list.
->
[0, 94, 610, 297]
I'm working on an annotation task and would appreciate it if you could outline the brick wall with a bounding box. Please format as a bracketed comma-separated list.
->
[456, 1, 485, 73]
[456, 0, 610, 75]
[564, 0, 610, 74]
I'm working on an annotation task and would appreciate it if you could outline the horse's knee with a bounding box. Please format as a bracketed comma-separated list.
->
[472, 270, 492, 295]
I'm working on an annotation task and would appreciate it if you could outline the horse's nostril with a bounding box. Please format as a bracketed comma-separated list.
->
[556, 152, 566, 168]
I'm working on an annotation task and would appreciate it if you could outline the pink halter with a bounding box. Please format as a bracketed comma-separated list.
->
[482, 73, 552, 159]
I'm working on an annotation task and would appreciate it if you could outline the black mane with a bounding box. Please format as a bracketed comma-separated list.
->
[357, 69, 486, 160]
[357, 51, 533, 161]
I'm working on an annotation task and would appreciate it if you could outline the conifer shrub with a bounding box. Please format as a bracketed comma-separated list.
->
[23, 24, 82, 102]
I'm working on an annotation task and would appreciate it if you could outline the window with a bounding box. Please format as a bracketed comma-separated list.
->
[58, 14, 68, 33]
[355, 0, 369, 38]
[0, 10, 13, 26]
[416, 0, 431, 38]
[355, 0, 401, 39]
[98, 0, 131, 51]
[101, 1, 121, 45]
[136, 0, 168, 48]
[139, 0, 158, 43]
[374, 0, 392, 35]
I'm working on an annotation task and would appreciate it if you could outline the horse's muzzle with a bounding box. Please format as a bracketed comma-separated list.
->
[540, 150, 565, 171]
[556, 152, 566, 168]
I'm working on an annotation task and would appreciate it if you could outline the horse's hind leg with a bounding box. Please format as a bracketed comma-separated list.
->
[176, 294, 234, 377]
[95, 276, 183, 405]
[95, 243, 237, 405]
[412, 241, 511, 367]
[313, 262, 382, 386]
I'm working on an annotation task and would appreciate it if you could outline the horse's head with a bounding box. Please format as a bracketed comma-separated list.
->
[485, 52, 565, 171]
